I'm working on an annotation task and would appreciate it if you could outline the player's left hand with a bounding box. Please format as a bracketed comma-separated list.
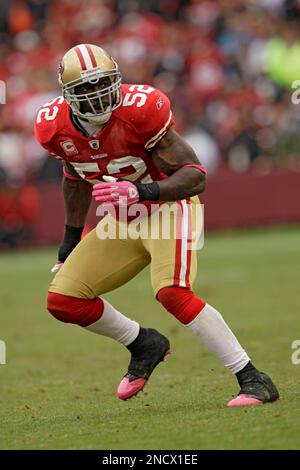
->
[51, 261, 64, 273]
[92, 176, 139, 207]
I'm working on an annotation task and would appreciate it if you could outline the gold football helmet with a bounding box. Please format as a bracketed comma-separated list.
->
[58, 44, 122, 124]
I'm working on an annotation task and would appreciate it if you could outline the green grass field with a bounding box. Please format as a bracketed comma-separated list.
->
[0, 225, 299, 450]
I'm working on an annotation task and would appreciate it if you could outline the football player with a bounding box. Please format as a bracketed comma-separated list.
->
[35, 44, 279, 406]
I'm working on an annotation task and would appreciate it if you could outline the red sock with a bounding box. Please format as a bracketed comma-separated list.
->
[47, 292, 104, 327]
[157, 286, 206, 325]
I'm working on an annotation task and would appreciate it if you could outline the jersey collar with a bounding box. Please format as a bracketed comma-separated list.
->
[69, 110, 89, 137]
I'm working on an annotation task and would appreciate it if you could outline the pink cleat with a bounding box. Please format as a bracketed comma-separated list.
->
[117, 327, 170, 401]
[117, 376, 148, 400]
[226, 394, 263, 407]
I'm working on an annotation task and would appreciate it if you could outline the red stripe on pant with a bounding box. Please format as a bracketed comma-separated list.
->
[173, 200, 192, 288]
[47, 292, 104, 327]
[185, 201, 192, 289]
[173, 201, 183, 286]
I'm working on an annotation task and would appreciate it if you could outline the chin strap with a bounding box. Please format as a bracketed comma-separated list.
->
[82, 113, 111, 126]
[181, 164, 207, 175]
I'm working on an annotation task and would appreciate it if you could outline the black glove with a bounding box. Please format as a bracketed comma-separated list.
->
[58, 225, 84, 262]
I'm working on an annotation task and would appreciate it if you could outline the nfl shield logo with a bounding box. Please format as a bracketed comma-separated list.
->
[89, 140, 100, 150]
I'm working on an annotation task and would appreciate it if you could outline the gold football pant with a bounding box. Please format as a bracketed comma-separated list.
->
[49, 197, 202, 299]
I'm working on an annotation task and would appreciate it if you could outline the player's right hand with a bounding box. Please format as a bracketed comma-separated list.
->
[92, 179, 139, 207]
[51, 261, 63, 273]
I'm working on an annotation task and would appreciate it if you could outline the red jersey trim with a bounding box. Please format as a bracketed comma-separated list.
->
[182, 164, 207, 175]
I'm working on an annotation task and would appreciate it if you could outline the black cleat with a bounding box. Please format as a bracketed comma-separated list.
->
[227, 370, 279, 407]
[117, 327, 170, 400]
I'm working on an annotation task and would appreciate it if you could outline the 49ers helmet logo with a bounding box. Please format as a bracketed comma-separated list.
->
[60, 140, 79, 156]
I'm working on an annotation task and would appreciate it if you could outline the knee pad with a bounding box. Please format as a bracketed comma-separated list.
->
[47, 292, 104, 327]
[157, 286, 205, 324]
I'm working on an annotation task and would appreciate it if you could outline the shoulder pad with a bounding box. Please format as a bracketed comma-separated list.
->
[34, 96, 67, 145]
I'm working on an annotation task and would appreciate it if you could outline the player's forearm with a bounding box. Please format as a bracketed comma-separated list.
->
[157, 167, 206, 200]
[134, 167, 206, 202]
[63, 177, 92, 226]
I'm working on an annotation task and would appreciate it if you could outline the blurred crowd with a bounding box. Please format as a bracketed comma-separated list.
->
[1, 0, 300, 245]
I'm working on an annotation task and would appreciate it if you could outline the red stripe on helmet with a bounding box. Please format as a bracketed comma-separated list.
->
[74, 46, 86, 70]
[85, 44, 97, 68]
